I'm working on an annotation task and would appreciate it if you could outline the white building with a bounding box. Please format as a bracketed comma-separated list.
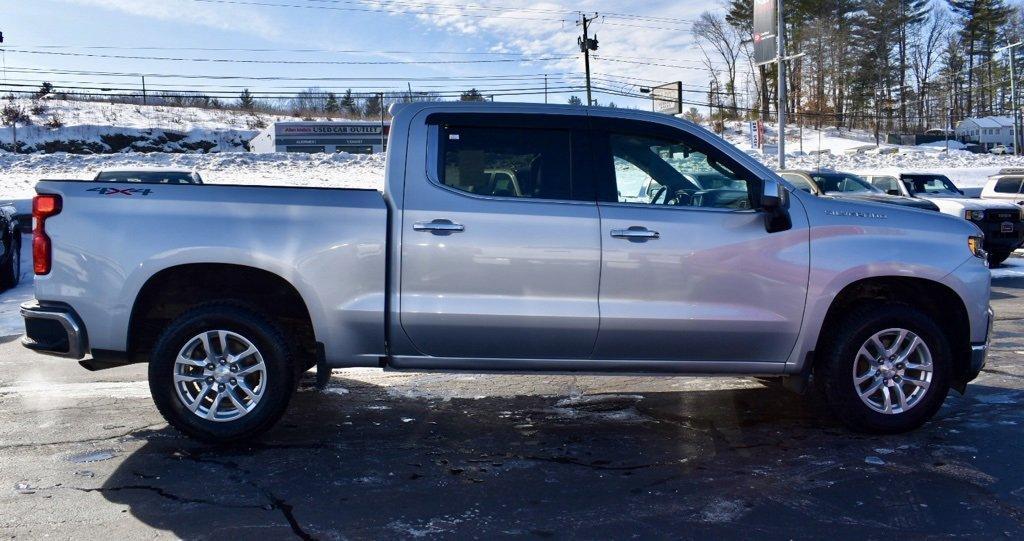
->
[250, 121, 390, 154]
[955, 116, 1016, 149]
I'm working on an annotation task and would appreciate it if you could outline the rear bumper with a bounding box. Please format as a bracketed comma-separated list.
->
[20, 301, 87, 359]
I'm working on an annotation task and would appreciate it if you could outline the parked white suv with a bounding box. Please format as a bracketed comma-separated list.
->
[864, 172, 1024, 266]
[981, 168, 1024, 207]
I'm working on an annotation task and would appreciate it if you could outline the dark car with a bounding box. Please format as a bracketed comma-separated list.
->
[778, 170, 940, 212]
[0, 201, 21, 291]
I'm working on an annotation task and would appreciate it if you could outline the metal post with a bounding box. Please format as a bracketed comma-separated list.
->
[1011, 46, 1019, 155]
[544, 74, 548, 104]
[945, 106, 951, 153]
[379, 92, 385, 153]
[998, 42, 1022, 154]
[776, 0, 786, 168]
[141, 75, 147, 105]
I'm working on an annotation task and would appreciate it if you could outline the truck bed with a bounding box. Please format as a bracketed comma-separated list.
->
[33, 180, 388, 365]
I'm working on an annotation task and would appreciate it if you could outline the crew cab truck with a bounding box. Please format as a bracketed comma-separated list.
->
[865, 172, 1024, 266]
[22, 103, 993, 443]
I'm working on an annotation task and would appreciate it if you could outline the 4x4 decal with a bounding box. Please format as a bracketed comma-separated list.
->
[87, 187, 153, 196]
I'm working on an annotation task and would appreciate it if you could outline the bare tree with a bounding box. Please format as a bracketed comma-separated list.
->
[693, 11, 744, 116]
[911, 8, 950, 129]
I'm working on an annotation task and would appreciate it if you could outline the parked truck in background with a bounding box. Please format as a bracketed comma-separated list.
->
[864, 172, 1024, 266]
[22, 103, 993, 443]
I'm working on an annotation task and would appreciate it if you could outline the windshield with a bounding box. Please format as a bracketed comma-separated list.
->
[810, 173, 878, 194]
[903, 174, 961, 195]
[95, 171, 199, 184]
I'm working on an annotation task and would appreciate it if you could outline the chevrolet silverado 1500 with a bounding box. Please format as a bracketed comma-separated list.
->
[22, 103, 993, 443]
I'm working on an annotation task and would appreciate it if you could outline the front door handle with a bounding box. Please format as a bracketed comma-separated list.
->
[610, 226, 660, 240]
[413, 219, 465, 234]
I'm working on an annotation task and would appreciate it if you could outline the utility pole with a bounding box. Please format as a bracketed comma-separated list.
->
[544, 74, 548, 104]
[378, 92, 386, 153]
[998, 41, 1022, 155]
[141, 75, 147, 105]
[776, 0, 787, 168]
[577, 13, 599, 107]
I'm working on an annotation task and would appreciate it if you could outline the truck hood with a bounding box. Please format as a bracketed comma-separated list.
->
[913, 194, 1015, 209]
[916, 196, 1020, 212]
[825, 192, 939, 211]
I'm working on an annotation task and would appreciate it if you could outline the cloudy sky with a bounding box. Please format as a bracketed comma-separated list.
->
[2, 0, 732, 109]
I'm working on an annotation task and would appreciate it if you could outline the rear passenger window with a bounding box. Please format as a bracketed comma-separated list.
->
[440, 126, 572, 200]
[994, 177, 1023, 194]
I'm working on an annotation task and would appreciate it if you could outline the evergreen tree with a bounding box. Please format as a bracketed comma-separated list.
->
[325, 92, 340, 114]
[363, 94, 383, 118]
[460, 88, 486, 101]
[239, 88, 255, 111]
[568, 95, 584, 105]
[340, 89, 358, 116]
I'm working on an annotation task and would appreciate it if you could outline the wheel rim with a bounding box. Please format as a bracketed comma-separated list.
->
[852, 328, 933, 415]
[173, 330, 267, 422]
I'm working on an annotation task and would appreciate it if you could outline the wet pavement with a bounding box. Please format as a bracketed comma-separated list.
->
[1, 280, 1023, 539]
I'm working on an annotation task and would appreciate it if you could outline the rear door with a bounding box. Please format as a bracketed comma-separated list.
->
[589, 118, 810, 364]
[398, 113, 602, 360]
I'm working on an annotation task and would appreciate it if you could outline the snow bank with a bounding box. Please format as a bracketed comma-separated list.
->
[0, 151, 387, 199]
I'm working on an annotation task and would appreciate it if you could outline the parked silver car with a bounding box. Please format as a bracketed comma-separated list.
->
[22, 103, 992, 443]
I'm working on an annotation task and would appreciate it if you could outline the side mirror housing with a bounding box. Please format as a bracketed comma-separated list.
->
[886, 189, 900, 196]
[761, 177, 792, 233]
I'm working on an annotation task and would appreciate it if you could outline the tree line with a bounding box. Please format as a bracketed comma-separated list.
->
[693, 0, 1022, 132]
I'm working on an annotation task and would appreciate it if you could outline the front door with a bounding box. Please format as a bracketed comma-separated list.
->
[590, 120, 810, 364]
[399, 115, 601, 359]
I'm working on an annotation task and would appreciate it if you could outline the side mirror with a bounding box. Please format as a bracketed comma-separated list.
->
[886, 189, 900, 196]
[761, 177, 792, 234]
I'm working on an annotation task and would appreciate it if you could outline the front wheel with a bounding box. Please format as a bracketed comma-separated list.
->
[0, 233, 20, 290]
[988, 250, 1012, 267]
[149, 303, 296, 443]
[816, 303, 951, 434]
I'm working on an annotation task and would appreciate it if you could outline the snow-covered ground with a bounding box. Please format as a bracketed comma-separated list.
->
[0, 151, 387, 199]
[724, 123, 1020, 188]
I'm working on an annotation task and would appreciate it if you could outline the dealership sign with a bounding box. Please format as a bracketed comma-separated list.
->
[752, 0, 777, 66]
[276, 123, 386, 136]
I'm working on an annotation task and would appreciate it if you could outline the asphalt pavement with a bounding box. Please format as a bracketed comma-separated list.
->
[1, 276, 1023, 539]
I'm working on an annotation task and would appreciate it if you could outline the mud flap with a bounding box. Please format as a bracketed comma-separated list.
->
[314, 342, 330, 389]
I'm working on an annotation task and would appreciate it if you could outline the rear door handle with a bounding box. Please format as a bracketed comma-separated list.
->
[610, 226, 660, 240]
[413, 219, 465, 234]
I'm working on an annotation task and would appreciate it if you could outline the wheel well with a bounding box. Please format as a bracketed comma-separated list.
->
[128, 264, 316, 365]
[816, 277, 972, 385]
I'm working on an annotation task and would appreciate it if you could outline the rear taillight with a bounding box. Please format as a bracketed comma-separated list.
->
[32, 194, 62, 275]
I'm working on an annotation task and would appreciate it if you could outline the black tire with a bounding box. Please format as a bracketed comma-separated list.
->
[0, 233, 20, 290]
[987, 250, 1011, 267]
[815, 303, 951, 434]
[149, 303, 296, 444]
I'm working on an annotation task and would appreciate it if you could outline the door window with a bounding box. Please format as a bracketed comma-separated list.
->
[606, 133, 752, 210]
[994, 177, 1024, 194]
[440, 126, 572, 200]
[870, 176, 901, 194]
[779, 173, 816, 193]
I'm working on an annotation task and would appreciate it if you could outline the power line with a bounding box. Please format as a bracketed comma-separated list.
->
[0, 48, 574, 65]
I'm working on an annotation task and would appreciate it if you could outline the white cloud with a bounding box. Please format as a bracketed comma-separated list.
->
[60, 0, 281, 40]
[361, 0, 725, 105]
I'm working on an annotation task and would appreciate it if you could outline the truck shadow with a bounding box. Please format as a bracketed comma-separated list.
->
[94, 378, 1024, 539]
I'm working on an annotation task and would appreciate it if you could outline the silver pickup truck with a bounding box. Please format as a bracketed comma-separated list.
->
[22, 103, 992, 443]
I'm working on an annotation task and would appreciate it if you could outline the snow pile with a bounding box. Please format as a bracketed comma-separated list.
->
[0, 151, 387, 199]
[0, 98, 366, 154]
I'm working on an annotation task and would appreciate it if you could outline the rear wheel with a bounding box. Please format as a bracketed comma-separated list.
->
[149, 303, 296, 443]
[816, 303, 950, 434]
[0, 233, 20, 290]
[988, 250, 1011, 267]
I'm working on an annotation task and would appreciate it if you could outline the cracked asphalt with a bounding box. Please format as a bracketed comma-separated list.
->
[2, 280, 1024, 539]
